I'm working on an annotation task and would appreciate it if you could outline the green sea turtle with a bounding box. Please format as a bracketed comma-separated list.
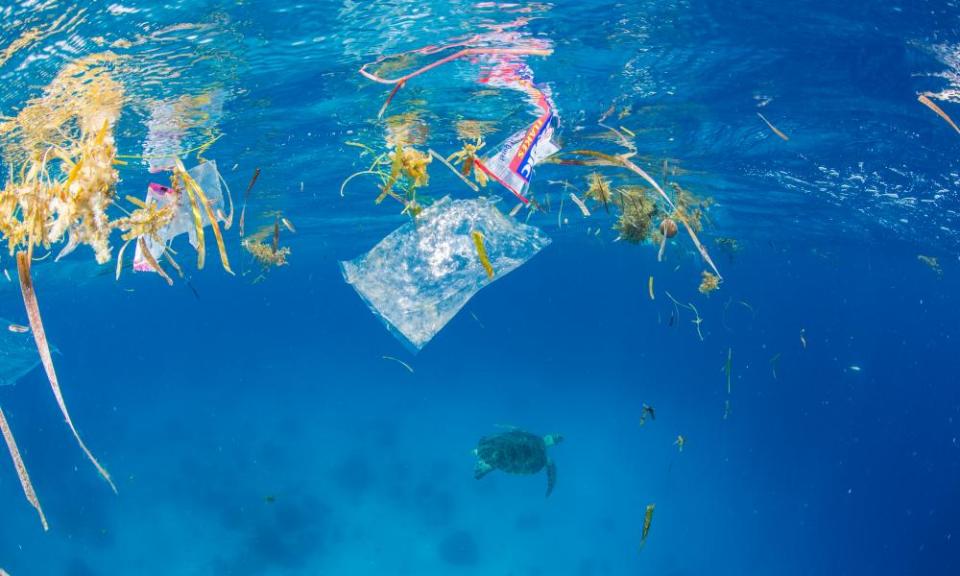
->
[472, 428, 564, 497]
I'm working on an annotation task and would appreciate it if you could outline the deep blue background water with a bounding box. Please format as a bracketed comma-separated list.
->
[1, 1, 959, 574]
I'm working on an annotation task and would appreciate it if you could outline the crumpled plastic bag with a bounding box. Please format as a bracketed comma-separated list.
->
[341, 196, 551, 350]
[0, 320, 42, 386]
[134, 160, 227, 272]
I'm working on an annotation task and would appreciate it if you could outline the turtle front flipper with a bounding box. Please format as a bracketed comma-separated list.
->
[474, 460, 494, 479]
[545, 459, 557, 497]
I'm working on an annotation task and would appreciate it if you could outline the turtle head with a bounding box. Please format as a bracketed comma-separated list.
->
[543, 434, 564, 447]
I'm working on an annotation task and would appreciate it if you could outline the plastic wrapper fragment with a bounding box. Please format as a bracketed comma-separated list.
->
[134, 160, 226, 272]
[341, 196, 551, 350]
[474, 56, 560, 203]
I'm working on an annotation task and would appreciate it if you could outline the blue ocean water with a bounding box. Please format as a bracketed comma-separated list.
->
[1, 1, 959, 574]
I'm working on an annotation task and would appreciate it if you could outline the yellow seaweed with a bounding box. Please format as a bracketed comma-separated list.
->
[175, 158, 233, 275]
[699, 271, 720, 295]
[471, 230, 495, 279]
[640, 503, 655, 549]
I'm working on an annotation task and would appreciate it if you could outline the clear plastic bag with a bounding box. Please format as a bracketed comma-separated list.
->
[134, 160, 227, 272]
[341, 196, 551, 350]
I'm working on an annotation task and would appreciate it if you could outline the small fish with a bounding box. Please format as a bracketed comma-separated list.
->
[8, 324, 29, 334]
[723, 399, 732, 420]
[471, 230, 495, 279]
[264, 495, 276, 504]
[640, 503, 655, 549]
[674, 435, 685, 452]
[3, 269, 10, 282]
[849, 365, 862, 373]
[800, 328, 807, 349]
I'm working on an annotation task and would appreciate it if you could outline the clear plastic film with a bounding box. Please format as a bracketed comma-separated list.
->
[134, 160, 227, 272]
[341, 197, 551, 350]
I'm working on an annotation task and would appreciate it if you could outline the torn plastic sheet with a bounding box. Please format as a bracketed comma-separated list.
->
[133, 160, 227, 272]
[474, 55, 560, 203]
[0, 319, 43, 386]
[341, 196, 551, 350]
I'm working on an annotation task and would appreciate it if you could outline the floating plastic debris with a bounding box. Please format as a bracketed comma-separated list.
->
[341, 197, 551, 350]
[133, 160, 230, 275]
[473, 56, 560, 204]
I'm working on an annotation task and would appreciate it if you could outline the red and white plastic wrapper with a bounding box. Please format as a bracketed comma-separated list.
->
[473, 56, 560, 204]
[133, 160, 227, 272]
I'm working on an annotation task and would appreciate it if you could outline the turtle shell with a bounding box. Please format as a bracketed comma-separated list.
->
[476, 430, 547, 475]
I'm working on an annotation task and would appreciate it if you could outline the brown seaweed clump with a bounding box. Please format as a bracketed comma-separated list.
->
[614, 186, 659, 244]
[584, 172, 614, 212]
[670, 182, 713, 233]
[699, 271, 720, 295]
[447, 137, 488, 187]
[244, 238, 290, 268]
[243, 219, 290, 270]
